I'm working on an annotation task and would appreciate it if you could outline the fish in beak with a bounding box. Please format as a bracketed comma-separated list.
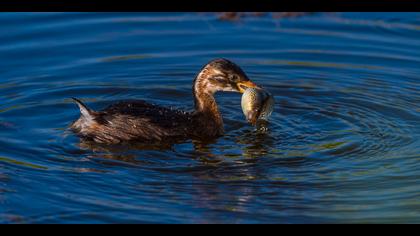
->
[237, 80, 260, 93]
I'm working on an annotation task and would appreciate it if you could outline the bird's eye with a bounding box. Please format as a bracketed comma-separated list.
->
[230, 75, 239, 82]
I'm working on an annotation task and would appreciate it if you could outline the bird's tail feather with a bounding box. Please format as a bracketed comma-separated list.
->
[71, 97, 94, 119]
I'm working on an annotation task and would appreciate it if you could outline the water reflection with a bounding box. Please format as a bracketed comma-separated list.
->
[1, 12, 420, 223]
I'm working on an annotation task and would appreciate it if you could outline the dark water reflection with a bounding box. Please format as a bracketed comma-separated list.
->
[0, 12, 419, 223]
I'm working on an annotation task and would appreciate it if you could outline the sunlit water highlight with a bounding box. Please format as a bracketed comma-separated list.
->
[0, 12, 419, 223]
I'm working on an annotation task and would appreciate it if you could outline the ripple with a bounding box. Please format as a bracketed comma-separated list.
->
[0, 12, 419, 223]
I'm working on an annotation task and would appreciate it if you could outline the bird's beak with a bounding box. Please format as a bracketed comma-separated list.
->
[237, 80, 260, 93]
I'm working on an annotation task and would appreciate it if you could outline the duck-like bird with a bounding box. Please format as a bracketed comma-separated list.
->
[70, 58, 259, 144]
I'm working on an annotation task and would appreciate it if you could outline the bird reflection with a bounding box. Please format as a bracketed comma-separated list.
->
[76, 139, 177, 165]
[73, 124, 278, 222]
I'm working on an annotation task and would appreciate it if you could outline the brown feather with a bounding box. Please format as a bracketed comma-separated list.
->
[70, 58, 252, 145]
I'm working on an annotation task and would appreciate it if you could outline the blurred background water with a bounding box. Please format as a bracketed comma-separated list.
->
[0, 12, 419, 223]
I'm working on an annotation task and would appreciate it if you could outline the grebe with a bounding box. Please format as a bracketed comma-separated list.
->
[70, 58, 259, 144]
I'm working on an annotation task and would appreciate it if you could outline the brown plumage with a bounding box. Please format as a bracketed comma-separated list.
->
[70, 58, 260, 144]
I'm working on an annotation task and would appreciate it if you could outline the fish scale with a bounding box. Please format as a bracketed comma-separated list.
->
[241, 88, 274, 125]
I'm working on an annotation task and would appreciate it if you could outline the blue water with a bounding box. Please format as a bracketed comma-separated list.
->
[0, 12, 419, 223]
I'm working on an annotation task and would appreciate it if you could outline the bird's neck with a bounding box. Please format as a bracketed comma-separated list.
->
[192, 75, 224, 135]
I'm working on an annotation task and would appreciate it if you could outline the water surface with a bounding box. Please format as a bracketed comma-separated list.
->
[0, 12, 419, 223]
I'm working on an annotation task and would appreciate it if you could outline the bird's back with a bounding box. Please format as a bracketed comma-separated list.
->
[71, 99, 194, 144]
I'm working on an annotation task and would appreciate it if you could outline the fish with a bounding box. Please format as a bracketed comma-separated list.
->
[241, 88, 274, 125]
